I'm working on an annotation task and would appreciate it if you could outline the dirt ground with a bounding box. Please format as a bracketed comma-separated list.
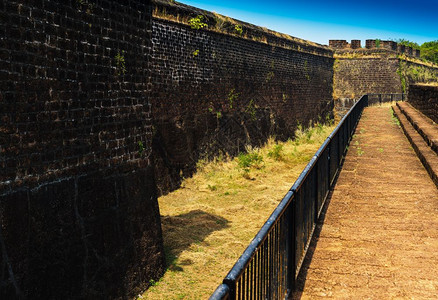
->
[295, 106, 438, 299]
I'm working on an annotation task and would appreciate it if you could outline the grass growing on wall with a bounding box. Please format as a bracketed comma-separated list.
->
[397, 59, 438, 92]
[140, 122, 335, 299]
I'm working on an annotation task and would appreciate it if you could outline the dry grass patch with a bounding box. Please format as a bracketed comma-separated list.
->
[141, 123, 335, 300]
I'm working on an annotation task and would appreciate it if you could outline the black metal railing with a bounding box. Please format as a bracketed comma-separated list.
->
[367, 93, 405, 106]
[210, 95, 369, 300]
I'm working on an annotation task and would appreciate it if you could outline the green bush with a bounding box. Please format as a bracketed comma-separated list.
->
[268, 144, 284, 161]
[237, 151, 263, 175]
[189, 15, 207, 30]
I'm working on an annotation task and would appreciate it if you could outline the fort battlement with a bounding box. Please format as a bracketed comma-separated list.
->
[329, 39, 420, 57]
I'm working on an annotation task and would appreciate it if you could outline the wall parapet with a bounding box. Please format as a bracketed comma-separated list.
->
[153, 0, 333, 58]
[329, 39, 420, 58]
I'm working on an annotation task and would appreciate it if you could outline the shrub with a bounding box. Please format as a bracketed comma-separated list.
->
[237, 151, 263, 176]
[268, 144, 284, 161]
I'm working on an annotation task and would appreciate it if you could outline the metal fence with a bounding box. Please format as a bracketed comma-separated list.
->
[367, 93, 405, 106]
[210, 95, 369, 300]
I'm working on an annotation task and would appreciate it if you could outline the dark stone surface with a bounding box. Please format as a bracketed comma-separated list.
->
[0, 0, 165, 298]
[408, 84, 438, 124]
[0, 167, 164, 299]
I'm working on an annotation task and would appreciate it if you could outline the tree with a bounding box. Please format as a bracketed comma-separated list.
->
[420, 41, 438, 64]
[397, 39, 420, 50]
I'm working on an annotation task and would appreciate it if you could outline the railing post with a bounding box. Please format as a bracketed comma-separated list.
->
[223, 279, 236, 300]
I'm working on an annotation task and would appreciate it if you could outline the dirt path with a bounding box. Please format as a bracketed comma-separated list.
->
[297, 106, 438, 299]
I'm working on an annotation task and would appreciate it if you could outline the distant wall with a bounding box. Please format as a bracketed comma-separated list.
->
[0, 0, 164, 298]
[333, 48, 438, 99]
[334, 56, 402, 99]
[151, 1, 334, 194]
[408, 84, 438, 123]
[329, 39, 420, 57]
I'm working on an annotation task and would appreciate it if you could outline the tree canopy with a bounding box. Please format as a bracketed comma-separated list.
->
[394, 39, 438, 64]
[420, 41, 438, 64]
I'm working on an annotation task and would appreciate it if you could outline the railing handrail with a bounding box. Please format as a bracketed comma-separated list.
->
[223, 189, 294, 282]
[210, 95, 369, 300]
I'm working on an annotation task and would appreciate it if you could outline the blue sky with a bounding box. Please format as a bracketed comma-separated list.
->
[178, 0, 438, 46]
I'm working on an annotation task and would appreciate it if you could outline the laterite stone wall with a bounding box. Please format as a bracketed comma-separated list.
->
[151, 2, 334, 194]
[334, 56, 402, 99]
[0, 0, 164, 298]
[408, 84, 438, 123]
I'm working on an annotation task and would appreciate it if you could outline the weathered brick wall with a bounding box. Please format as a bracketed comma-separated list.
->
[151, 12, 334, 194]
[408, 84, 438, 123]
[0, 0, 164, 298]
[334, 56, 402, 99]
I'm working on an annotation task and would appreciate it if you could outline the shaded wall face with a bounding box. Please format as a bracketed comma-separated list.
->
[408, 85, 438, 123]
[151, 18, 334, 194]
[0, 0, 164, 298]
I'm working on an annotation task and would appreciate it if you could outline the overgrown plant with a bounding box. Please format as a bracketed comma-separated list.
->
[138, 141, 146, 155]
[375, 39, 381, 48]
[115, 51, 126, 76]
[237, 149, 263, 178]
[189, 15, 207, 30]
[234, 25, 243, 35]
[268, 144, 284, 161]
[245, 99, 257, 120]
[228, 89, 239, 109]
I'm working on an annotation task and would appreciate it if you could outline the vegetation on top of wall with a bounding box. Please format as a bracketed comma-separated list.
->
[395, 38, 421, 50]
[375, 39, 381, 48]
[394, 39, 438, 64]
[151, 0, 332, 57]
[188, 15, 207, 29]
[397, 59, 438, 92]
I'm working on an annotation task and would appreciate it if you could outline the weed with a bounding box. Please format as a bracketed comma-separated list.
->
[357, 147, 364, 156]
[138, 141, 145, 155]
[375, 39, 381, 48]
[188, 15, 207, 30]
[115, 51, 126, 76]
[268, 144, 284, 161]
[390, 110, 401, 127]
[237, 150, 263, 177]
[294, 123, 316, 144]
[228, 89, 239, 109]
[245, 99, 257, 120]
[216, 111, 222, 119]
[378, 148, 384, 153]
[207, 184, 217, 191]
[234, 24, 243, 35]
[265, 71, 274, 82]
[193, 49, 200, 56]
[316, 122, 324, 134]
[282, 93, 288, 102]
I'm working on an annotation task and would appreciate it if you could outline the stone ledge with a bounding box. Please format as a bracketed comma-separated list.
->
[397, 102, 438, 154]
[392, 105, 438, 188]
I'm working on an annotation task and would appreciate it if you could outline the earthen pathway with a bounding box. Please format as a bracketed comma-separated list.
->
[297, 106, 438, 299]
